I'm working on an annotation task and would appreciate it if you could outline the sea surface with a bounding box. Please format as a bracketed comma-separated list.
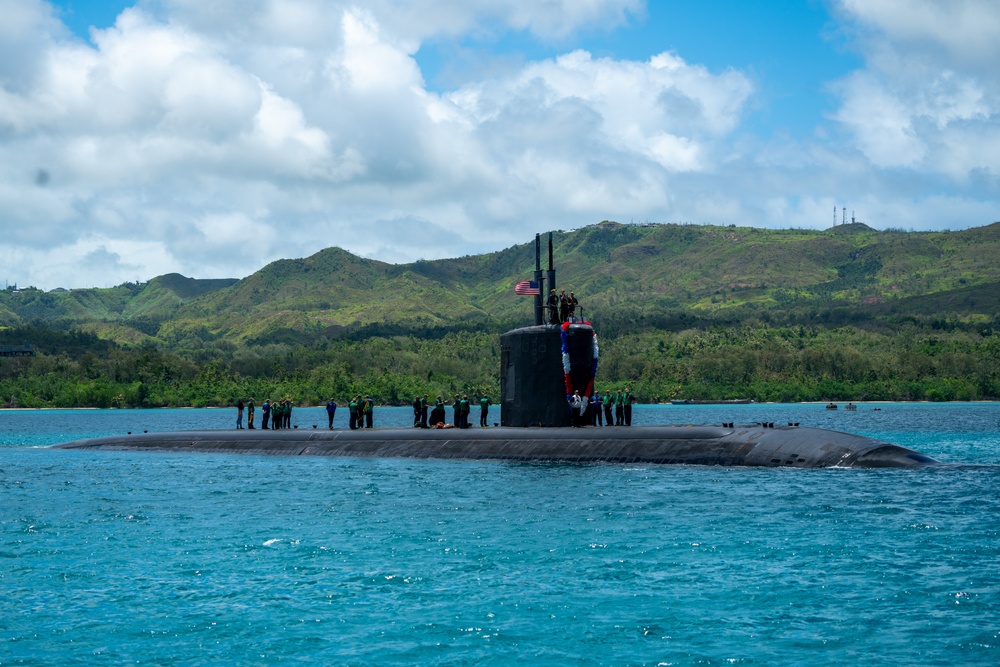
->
[2, 403, 999, 666]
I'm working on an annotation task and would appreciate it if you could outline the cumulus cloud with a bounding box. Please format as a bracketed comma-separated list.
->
[1, 0, 998, 290]
[0, 0, 754, 289]
[831, 0, 1000, 177]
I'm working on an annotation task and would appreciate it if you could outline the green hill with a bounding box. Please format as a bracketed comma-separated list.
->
[3, 220, 1000, 347]
[5, 220, 1000, 408]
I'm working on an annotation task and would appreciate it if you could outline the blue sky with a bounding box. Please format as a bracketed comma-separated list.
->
[4, 0, 999, 289]
[418, 1, 861, 137]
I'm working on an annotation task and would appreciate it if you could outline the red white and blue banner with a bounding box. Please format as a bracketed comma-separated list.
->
[561, 321, 599, 402]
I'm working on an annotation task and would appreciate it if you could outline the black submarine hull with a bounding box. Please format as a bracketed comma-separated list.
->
[53, 424, 939, 468]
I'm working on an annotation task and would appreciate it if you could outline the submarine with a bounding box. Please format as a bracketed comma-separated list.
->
[54, 423, 937, 468]
[54, 234, 939, 469]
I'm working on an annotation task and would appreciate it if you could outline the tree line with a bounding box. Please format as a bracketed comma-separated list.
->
[2, 315, 999, 408]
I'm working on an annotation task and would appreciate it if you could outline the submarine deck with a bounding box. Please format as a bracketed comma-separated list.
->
[54, 424, 939, 469]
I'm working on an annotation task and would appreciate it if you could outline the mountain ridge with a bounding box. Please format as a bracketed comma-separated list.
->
[3, 220, 1000, 347]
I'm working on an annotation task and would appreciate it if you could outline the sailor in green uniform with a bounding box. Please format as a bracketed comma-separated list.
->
[363, 395, 373, 428]
[479, 395, 490, 427]
[349, 396, 359, 430]
[460, 394, 471, 428]
[623, 387, 634, 426]
[431, 396, 445, 426]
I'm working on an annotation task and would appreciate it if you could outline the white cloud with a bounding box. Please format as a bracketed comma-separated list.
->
[839, 0, 1000, 69]
[450, 49, 752, 175]
[0, 0, 66, 92]
[1, 0, 998, 291]
[831, 0, 1000, 177]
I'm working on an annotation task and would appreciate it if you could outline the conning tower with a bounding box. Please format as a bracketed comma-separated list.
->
[500, 233, 597, 427]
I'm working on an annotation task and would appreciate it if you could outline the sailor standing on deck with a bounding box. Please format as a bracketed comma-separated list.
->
[247, 398, 255, 429]
[326, 398, 337, 429]
[420, 394, 429, 428]
[623, 388, 634, 426]
[431, 396, 445, 426]
[460, 395, 471, 428]
[571, 391, 585, 427]
[547, 289, 560, 325]
[261, 399, 271, 429]
[273, 399, 284, 430]
[364, 395, 374, 429]
[236, 399, 244, 429]
[348, 396, 359, 429]
[479, 394, 490, 427]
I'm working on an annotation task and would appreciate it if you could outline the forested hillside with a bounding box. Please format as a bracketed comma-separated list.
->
[2, 221, 999, 407]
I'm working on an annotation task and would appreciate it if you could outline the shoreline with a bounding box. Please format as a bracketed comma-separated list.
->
[4, 399, 999, 411]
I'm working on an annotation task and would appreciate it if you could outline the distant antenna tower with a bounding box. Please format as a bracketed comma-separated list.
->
[852, 211, 856, 224]
[842, 207, 846, 225]
[833, 206, 837, 227]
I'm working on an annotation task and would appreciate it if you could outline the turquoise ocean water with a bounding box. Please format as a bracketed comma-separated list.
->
[2, 403, 999, 666]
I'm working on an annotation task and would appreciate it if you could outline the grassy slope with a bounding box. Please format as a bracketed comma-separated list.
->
[3, 220, 1000, 346]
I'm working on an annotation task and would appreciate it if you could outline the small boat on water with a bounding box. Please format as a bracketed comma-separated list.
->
[826, 402, 838, 410]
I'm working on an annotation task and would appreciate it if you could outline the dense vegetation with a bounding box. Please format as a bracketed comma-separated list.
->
[2, 221, 999, 408]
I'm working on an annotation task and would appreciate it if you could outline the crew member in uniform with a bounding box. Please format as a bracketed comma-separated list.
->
[363, 395, 374, 428]
[623, 388, 634, 426]
[270, 400, 281, 430]
[547, 289, 560, 324]
[571, 391, 585, 427]
[460, 395, 471, 428]
[349, 396, 359, 429]
[431, 396, 445, 426]
[326, 398, 337, 429]
[479, 395, 490, 427]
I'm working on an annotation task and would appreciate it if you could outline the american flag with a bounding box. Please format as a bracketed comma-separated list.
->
[514, 280, 540, 296]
